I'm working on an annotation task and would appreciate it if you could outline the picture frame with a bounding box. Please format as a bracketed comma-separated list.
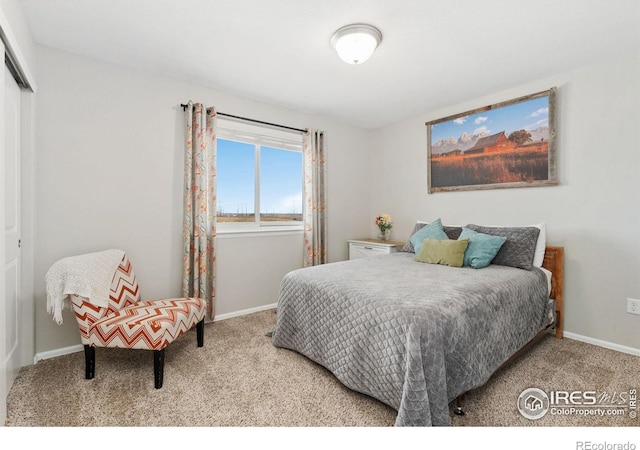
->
[426, 88, 557, 193]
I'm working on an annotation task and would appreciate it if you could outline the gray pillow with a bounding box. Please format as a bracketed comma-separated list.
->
[443, 225, 463, 240]
[464, 224, 540, 270]
[401, 222, 424, 252]
[401, 222, 463, 252]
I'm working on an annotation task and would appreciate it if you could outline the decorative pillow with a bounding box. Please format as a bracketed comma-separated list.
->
[415, 238, 469, 268]
[465, 224, 540, 270]
[402, 221, 462, 252]
[408, 218, 448, 255]
[458, 228, 507, 269]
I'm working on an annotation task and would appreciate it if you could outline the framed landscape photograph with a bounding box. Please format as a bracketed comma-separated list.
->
[426, 88, 557, 193]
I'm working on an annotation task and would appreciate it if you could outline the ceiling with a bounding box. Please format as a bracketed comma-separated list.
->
[20, 0, 640, 129]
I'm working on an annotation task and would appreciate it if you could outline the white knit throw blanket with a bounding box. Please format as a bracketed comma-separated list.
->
[45, 249, 125, 325]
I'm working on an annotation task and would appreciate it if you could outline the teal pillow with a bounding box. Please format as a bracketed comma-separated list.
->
[409, 218, 448, 255]
[458, 227, 507, 269]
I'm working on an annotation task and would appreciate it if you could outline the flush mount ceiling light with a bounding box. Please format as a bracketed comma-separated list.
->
[330, 24, 382, 65]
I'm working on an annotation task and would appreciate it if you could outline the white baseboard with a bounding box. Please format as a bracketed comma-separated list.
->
[214, 302, 277, 322]
[34, 343, 84, 363]
[33, 303, 279, 363]
[564, 331, 640, 357]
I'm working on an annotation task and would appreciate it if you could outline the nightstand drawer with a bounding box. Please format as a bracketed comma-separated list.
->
[349, 243, 389, 259]
[347, 239, 404, 260]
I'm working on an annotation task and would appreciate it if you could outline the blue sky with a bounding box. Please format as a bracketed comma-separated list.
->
[216, 139, 302, 215]
[431, 95, 550, 144]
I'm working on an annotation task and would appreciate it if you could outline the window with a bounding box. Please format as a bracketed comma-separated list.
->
[216, 123, 303, 231]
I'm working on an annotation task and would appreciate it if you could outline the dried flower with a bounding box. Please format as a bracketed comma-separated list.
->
[375, 214, 393, 232]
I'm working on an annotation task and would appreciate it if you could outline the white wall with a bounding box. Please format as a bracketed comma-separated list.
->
[370, 53, 640, 351]
[34, 46, 371, 354]
[33, 42, 640, 356]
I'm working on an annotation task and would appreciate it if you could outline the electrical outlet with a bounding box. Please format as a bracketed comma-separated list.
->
[628, 298, 640, 315]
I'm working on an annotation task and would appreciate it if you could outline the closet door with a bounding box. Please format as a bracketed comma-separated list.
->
[2, 55, 23, 423]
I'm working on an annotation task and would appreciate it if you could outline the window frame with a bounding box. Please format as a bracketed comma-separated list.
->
[216, 122, 304, 235]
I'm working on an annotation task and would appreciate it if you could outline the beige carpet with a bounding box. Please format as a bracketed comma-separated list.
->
[6, 309, 639, 427]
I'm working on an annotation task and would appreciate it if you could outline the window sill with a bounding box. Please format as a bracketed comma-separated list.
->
[216, 226, 304, 239]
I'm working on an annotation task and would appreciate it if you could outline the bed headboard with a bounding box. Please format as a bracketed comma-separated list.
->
[542, 246, 564, 339]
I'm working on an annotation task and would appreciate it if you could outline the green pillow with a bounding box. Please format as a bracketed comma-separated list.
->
[458, 228, 507, 269]
[409, 218, 448, 255]
[415, 238, 469, 268]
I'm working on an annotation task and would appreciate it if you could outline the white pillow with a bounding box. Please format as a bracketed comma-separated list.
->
[532, 222, 546, 268]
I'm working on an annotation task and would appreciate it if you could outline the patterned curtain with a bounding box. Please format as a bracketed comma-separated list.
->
[182, 102, 217, 320]
[303, 129, 328, 267]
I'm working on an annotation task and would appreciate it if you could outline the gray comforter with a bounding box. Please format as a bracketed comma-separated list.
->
[271, 252, 550, 426]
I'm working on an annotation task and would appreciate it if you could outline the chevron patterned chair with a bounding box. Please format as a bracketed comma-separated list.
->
[69, 253, 207, 389]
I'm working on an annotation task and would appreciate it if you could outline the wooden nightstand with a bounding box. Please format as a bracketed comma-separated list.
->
[348, 238, 405, 260]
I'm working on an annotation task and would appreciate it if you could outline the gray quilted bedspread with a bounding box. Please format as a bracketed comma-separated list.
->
[271, 252, 549, 426]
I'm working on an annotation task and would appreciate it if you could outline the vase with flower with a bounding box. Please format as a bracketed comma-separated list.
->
[375, 214, 393, 241]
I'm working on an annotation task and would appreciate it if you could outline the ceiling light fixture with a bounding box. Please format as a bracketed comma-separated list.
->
[331, 24, 382, 65]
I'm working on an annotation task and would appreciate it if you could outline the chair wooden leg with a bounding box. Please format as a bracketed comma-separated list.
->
[196, 319, 204, 347]
[154, 349, 165, 389]
[84, 345, 95, 379]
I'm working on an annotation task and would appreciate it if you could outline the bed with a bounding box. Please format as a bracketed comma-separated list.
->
[270, 221, 564, 426]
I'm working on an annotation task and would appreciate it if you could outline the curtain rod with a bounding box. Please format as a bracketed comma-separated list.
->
[180, 103, 306, 134]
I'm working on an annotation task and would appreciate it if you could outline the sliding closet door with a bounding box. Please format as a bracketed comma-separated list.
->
[2, 56, 23, 423]
[0, 41, 5, 424]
